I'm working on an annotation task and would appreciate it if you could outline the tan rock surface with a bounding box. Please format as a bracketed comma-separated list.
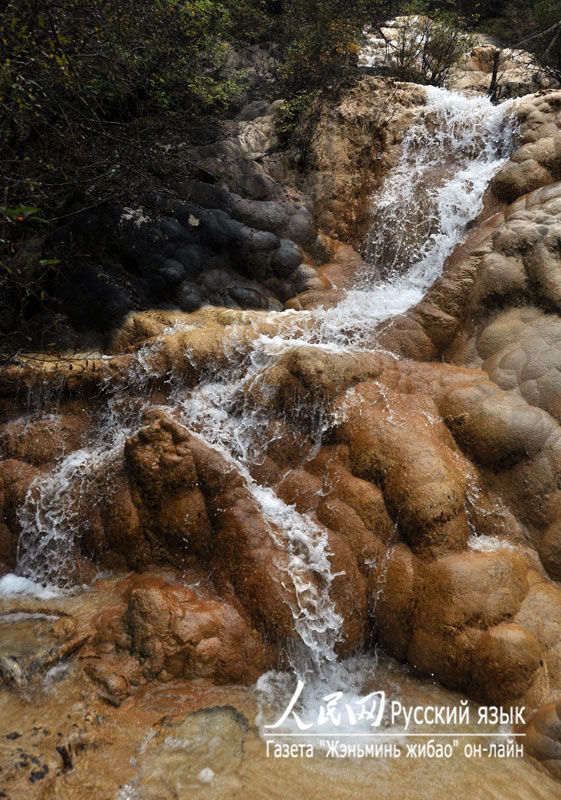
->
[6, 87, 561, 756]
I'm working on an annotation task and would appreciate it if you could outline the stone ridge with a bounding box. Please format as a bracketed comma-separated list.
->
[5, 86, 561, 780]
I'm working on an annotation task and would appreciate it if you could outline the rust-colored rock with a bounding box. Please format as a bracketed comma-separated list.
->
[81, 572, 274, 704]
[525, 700, 561, 779]
[0, 412, 87, 466]
[6, 88, 561, 719]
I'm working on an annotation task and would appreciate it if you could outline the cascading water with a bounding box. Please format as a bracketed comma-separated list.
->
[297, 86, 516, 349]
[5, 88, 516, 700]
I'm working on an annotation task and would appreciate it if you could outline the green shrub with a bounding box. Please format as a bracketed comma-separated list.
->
[277, 0, 392, 93]
[229, 0, 280, 44]
[0, 0, 249, 221]
[275, 91, 316, 141]
[0, 0, 237, 142]
[482, 0, 561, 82]
[388, 6, 473, 85]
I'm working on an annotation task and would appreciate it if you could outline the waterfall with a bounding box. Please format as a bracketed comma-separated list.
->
[6, 88, 515, 689]
[299, 86, 516, 349]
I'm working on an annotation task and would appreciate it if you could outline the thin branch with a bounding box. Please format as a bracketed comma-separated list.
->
[512, 18, 561, 49]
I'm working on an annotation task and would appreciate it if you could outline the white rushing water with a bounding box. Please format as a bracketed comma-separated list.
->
[290, 86, 516, 349]
[10, 88, 515, 693]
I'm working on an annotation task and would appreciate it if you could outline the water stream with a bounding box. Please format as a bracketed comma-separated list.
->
[0, 85, 523, 763]
[10, 84, 512, 629]
[6, 83, 559, 799]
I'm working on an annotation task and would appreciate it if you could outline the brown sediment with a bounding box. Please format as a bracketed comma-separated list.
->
[5, 85, 561, 793]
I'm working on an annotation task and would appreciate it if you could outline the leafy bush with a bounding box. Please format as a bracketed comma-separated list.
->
[275, 91, 316, 141]
[0, 0, 249, 354]
[278, 0, 392, 93]
[0, 0, 242, 216]
[482, 0, 561, 82]
[386, 8, 473, 85]
[1, 0, 236, 136]
[228, 0, 282, 44]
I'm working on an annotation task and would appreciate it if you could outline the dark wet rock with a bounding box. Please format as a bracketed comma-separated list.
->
[56, 745, 73, 772]
[29, 765, 49, 782]
[177, 180, 236, 214]
[158, 259, 185, 287]
[286, 213, 317, 247]
[176, 280, 205, 312]
[271, 240, 301, 277]
[45, 179, 315, 346]
[236, 100, 271, 121]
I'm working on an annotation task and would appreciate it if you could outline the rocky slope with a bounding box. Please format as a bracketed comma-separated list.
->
[17, 75, 427, 352]
[5, 70, 561, 789]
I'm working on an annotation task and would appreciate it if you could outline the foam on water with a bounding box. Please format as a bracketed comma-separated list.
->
[0, 574, 62, 600]
[250, 484, 343, 673]
[468, 533, 517, 553]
